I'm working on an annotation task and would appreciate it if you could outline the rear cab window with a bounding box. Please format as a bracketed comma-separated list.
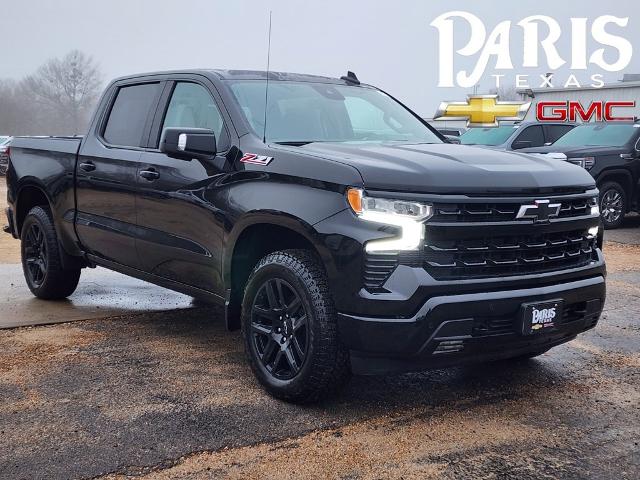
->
[103, 83, 161, 147]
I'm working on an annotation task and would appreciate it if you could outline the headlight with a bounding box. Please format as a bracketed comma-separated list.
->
[347, 188, 433, 252]
[589, 196, 600, 216]
[568, 157, 595, 170]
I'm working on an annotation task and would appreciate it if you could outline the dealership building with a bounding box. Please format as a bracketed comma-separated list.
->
[427, 75, 640, 131]
[518, 74, 640, 122]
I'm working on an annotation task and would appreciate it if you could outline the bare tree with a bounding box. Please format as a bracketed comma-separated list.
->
[489, 85, 521, 101]
[21, 50, 102, 134]
[0, 80, 29, 134]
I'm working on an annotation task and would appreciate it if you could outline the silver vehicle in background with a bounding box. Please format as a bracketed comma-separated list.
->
[0, 136, 12, 175]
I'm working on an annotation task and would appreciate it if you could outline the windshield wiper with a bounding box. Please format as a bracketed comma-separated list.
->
[274, 141, 316, 146]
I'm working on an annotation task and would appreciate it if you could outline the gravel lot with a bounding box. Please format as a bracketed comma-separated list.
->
[1, 178, 639, 479]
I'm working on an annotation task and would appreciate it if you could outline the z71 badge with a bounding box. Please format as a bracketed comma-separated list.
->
[240, 153, 274, 166]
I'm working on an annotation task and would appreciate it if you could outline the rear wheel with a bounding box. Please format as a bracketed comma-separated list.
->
[599, 181, 626, 229]
[241, 249, 350, 403]
[21, 206, 81, 299]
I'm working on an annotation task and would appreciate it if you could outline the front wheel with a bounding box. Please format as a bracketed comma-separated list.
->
[599, 181, 626, 229]
[241, 249, 350, 403]
[21, 206, 81, 299]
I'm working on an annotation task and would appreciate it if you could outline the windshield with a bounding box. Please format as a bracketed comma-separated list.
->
[228, 81, 442, 144]
[0, 137, 10, 145]
[552, 124, 638, 147]
[460, 126, 517, 146]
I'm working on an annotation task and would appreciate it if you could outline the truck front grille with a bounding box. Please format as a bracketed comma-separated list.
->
[423, 229, 597, 281]
[431, 197, 593, 223]
[361, 191, 601, 291]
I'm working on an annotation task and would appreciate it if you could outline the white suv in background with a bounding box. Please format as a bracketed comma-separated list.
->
[0, 136, 12, 176]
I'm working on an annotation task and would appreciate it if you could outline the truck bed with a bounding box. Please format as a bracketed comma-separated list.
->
[6, 136, 83, 256]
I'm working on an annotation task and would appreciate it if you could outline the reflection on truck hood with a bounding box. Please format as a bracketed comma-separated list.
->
[292, 142, 595, 194]
[520, 145, 628, 157]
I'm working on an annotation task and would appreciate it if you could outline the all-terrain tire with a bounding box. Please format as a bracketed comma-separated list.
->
[241, 249, 351, 403]
[598, 181, 626, 230]
[20, 206, 81, 299]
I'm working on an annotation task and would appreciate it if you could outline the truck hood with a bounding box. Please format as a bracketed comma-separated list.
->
[291, 142, 595, 194]
[520, 145, 627, 157]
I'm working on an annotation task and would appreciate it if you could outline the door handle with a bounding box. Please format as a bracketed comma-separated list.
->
[139, 169, 160, 181]
[79, 162, 96, 172]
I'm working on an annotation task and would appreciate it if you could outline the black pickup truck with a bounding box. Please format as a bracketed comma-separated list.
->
[523, 122, 640, 229]
[4, 70, 606, 402]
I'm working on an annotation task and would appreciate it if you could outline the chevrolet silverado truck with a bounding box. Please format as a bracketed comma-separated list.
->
[4, 70, 606, 402]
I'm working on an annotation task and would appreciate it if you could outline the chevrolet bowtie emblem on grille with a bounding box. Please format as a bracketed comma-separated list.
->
[516, 200, 562, 223]
[434, 95, 531, 127]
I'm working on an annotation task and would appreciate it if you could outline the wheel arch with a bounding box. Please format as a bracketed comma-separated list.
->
[15, 180, 53, 236]
[14, 179, 86, 269]
[223, 213, 333, 331]
[597, 169, 633, 211]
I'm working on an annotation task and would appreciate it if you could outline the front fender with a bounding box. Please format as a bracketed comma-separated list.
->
[221, 176, 350, 287]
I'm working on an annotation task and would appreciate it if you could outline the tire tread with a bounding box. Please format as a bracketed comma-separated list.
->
[242, 249, 350, 403]
[21, 206, 81, 299]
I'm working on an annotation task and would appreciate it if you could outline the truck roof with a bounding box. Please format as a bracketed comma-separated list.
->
[112, 69, 349, 84]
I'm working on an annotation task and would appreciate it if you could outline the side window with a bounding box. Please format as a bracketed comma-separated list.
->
[513, 125, 544, 149]
[546, 125, 574, 144]
[162, 82, 228, 150]
[103, 83, 160, 147]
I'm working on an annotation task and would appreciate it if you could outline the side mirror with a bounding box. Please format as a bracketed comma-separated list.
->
[160, 127, 216, 160]
[512, 140, 532, 150]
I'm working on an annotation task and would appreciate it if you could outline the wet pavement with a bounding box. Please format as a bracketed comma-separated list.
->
[0, 242, 638, 479]
[0, 264, 197, 329]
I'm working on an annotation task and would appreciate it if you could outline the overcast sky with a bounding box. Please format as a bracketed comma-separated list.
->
[2, 0, 639, 115]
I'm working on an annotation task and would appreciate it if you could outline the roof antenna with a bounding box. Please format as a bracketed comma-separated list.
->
[341, 71, 360, 85]
[262, 11, 273, 144]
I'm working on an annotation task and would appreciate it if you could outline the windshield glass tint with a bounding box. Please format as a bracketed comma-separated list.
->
[460, 126, 516, 146]
[0, 137, 9, 145]
[553, 124, 638, 147]
[229, 81, 442, 144]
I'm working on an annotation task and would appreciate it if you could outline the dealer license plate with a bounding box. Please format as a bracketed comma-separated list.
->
[521, 300, 564, 335]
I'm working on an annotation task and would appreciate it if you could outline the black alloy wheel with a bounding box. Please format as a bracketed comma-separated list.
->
[23, 223, 48, 288]
[250, 277, 309, 380]
[599, 181, 626, 229]
[241, 249, 350, 403]
[20, 206, 81, 299]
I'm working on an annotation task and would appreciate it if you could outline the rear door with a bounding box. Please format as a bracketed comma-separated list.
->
[75, 81, 163, 268]
[135, 78, 233, 293]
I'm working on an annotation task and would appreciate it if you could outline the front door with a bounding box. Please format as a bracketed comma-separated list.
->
[75, 81, 163, 268]
[135, 81, 231, 293]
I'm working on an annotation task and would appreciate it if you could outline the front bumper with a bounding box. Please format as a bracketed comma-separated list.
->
[338, 275, 605, 375]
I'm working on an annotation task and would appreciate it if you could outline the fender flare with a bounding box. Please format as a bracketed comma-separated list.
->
[222, 211, 333, 288]
[596, 168, 634, 200]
